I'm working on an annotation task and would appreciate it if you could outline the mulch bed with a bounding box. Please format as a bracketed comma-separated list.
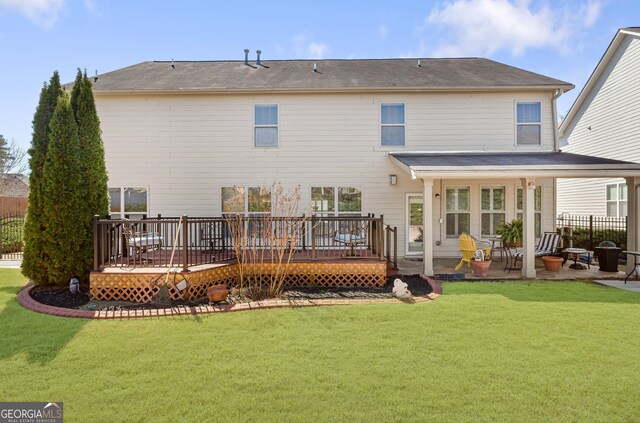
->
[28, 274, 432, 311]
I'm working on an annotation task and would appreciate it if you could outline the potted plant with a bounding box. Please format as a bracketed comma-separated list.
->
[470, 249, 492, 277]
[593, 241, 622, 272]
[541, 255, 563, 271]
[495, 219, 523, 248]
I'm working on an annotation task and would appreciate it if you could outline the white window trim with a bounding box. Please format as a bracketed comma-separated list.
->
[221, 186, 273, 215]
[605, 182, 627, 217]
[253, 103, 279, 148]
[310, 186, 364, 216]
[380, 102, 406, 148]
[480, 186, 506, 237]
[516, 184, 542, 237]
[109, 186, 150, 218]
[514, 101, 542, 146]
[444, 185, 470, 239]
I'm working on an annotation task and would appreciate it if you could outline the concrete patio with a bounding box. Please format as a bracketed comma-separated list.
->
[396, 256, 636, 281]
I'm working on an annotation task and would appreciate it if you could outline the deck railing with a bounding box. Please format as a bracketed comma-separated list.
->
[93, 214, 396, 271]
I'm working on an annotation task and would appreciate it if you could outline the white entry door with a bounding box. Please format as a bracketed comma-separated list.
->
[406, 194, 423, 255]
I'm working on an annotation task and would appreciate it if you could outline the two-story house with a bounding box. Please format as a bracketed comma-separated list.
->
[90, 54, 640, 278]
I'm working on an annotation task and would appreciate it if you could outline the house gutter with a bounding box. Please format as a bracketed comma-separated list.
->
[551, 89, 564, 152]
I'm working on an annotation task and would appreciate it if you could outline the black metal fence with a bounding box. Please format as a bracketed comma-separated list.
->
[0, 212, 25, 260]
[556, 214, 627, 251]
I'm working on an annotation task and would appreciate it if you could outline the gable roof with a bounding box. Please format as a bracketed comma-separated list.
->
[0, 174, 29, 197]
[87, 58, 573, 94]
[559, 27, 640, 137]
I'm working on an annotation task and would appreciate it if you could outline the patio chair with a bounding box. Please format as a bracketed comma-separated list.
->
[334, 220, 368, 257]
[123, 222, 163, 262]
[508, 232, 562, 271]
[455, 233, 491, 271]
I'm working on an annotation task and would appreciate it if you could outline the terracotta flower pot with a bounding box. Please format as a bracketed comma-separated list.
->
[542, 256, 563, 271]
[207, 284, 229, 302]
[470, 260, 492, 277]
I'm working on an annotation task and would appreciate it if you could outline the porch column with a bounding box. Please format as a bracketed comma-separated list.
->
[521, 177, 536, 278]
[625, 177, 640, 274]
[422, 178, 434, 276]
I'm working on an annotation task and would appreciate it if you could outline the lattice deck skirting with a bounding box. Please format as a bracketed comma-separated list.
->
[90, 261, 387, 303]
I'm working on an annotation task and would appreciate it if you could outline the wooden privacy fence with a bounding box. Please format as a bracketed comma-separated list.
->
[0, 197, 28, 215]
[556, 214, 627, 251]
[94, 214, 398, 271]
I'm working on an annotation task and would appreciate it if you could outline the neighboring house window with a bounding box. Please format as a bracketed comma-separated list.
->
[606, 183, 627, 217]
[109, 187, 148, 219]
[516, 185, 542, 237]
[481, 186, 505, 237]
[445, 186, 470, 238]
[222, 186, 272, 214]
[254, 104, 278, 147]
[516, 102, 541, 145]
[311, 186, 362, 215]
[381, 103, 405, 147]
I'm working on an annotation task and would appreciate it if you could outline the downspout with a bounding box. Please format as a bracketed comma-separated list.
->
[551, 89, 565, 152]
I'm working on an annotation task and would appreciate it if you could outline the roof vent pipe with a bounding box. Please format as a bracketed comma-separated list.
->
[171, 58, 175, 69]
[94, 69, 98, 82]
[256, 49, 262, 66]
[417, 59, 421, 67]
[313, 62, 317, 72]
[244, 49, 249, 65]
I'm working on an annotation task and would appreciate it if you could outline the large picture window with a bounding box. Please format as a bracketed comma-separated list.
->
[516, 102, 541, 145]
[254, 104, 278, 147]
[222, 186, 271, 214]
[381, 103, 405, 147]
[481, 186, 505, 237]
[606, 183, 627, 217]
[517, 185, 542, 237]
[109, 187, 148, 219]
[445, 186, 470, 238]
[311, 186, 362, 215]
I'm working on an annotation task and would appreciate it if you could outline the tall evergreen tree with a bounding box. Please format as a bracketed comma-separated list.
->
[71, 70, 110, 276]
[42, 93, 85, 283]
[22, 72, 62, 285]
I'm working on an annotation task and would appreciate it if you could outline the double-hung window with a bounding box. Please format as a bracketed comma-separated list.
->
[516, 185, 542, 237]
[254, 104, 278, 147]
[109, 187, 148, 219]
[481, 187, 505, 237]
[516, 102, 541, 145]
[445, 186, 470, 238]
[222, 186, 272, 214]
[311, 187, 362, 215]
[606, 183, 627, 217]
[381, 103, 405, 147]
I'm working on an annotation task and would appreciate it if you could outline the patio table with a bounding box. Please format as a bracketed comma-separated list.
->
[622, 251, 640, 284]
[564, 248, 590, 270]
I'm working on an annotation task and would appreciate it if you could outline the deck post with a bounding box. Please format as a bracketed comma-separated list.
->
[379, 215, 384, 260]
[93, 215, 99, 270]
[393, 226, 398, 269]
[182, 214, 189, 272]
[386, 225, 391, 264]
[422, 178, 434, 276]
[311, 214, 316, 260]
[521, 178, 536, 278]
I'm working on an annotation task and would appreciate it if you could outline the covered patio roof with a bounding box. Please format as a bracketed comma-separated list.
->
[390, 151, 640, 179]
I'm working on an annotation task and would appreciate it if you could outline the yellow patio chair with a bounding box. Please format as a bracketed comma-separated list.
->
[455, 233, 491, 271]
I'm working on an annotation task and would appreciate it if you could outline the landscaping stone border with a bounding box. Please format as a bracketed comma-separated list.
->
[17, 278, 441, 320]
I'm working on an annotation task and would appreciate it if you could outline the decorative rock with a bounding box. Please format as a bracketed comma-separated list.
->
[392, 278, 412, 299]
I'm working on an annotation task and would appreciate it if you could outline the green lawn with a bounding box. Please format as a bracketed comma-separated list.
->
[2, 269, 640, 422]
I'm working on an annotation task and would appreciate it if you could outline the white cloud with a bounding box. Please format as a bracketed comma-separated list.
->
[423, 0, 602, 57]
[0, 0, 64, 29]
[292, 32, 330, 59]
[378, 24, 389, 38]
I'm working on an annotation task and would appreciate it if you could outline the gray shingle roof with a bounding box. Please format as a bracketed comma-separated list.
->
[88, 58, 573, 93]
[391, 152, 640, 168]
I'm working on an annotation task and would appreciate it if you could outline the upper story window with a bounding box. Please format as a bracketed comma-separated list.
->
[381, 103, 405, 147]
[254, 104, 278, 147]
[109, 187, 148, 219]
[516, 102, 541, 145]
[606, 183, 627, 217]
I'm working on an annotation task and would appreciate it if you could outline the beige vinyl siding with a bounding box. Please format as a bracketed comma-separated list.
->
[97, 91, 556, 256]
[558, 34, 640, 215]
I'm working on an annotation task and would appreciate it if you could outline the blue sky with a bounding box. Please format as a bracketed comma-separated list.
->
[0, 0, 638, 153]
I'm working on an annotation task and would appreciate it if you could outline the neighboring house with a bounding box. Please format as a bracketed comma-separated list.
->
[86, 54, 640, 277]
[0, 173, 29, 214]
[558, 27, 640, 217]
